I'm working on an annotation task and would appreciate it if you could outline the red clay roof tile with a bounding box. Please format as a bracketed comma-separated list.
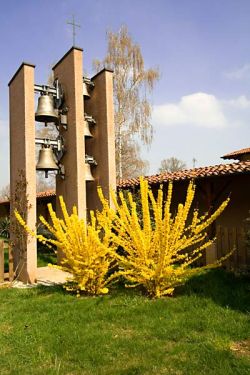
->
[1, 161, 250, 204]
[0, 190, 56, 205]
[221, 147, 250, 160]
[117, 161, 250, 188]
[36, 190, 56, 198]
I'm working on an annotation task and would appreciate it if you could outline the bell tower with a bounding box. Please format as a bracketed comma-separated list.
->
[8, 47, 116, 283]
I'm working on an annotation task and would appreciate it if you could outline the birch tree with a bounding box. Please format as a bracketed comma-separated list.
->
[119, 137, 149, 179]
[93, 25, 159, 180]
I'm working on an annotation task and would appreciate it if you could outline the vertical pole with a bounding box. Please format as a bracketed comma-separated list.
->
[8, 242, 14, 282]
[84, 69, 116, 213]
[53, 47, 86, 262]
[0, 240, 4, 283]
[8, 63, 37, 283]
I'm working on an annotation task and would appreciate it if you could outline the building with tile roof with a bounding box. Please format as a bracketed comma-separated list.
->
[1, 156, 250, 270]
[117, 161, 250, 189]
[221, 147, 250, 162]
[117, 159, 250, 270]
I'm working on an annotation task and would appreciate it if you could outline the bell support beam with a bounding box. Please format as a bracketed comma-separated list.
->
[34, 84, 57, 95]
[53, 47, 86, 262]
[83, 77, 95, 87]
[34, 79, 61, 99]
[35, 137, 63, 150]
[84, 68, 116, 213]
[84, 114, 96, 124]
[8, 63, 37, 283]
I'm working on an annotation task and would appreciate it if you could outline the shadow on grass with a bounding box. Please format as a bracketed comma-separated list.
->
[178, 269, 250, 313]
[35, 283, 67, 296]
[22, 268, 250, 314]
[34, 279, 143, 305]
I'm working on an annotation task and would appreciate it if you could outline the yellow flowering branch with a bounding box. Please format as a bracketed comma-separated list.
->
[98, 177, 232, 298]
[15, 197, 118, 296]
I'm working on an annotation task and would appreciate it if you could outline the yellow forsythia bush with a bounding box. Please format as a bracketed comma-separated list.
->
[15, 197, 117, 295]
[98, 177, 231, 298]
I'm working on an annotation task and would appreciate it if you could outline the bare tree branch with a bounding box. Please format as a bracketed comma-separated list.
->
[93, 25, 159, 180]
[158, 157, 187, 173]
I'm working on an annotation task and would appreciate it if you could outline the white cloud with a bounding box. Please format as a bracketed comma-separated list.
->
[224, 64, 250, 80]
[223, 95, 250, 109]
[153, 93, 250, 129]
[153, 92, 227, 128]
[221, 95, 250, 128]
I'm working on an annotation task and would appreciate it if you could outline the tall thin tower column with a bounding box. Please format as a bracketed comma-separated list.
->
[8, 63, 37, 283]
[53, 47, 86, 261]
[84, 69, 116, 212]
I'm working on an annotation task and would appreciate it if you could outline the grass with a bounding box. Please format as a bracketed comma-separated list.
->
[0, 269, 249, 375]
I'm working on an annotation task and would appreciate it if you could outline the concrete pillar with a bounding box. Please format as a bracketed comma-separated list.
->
[8, 63, 37, 283]
[84, 69, 116, 213]
[53, 47, 86, 261]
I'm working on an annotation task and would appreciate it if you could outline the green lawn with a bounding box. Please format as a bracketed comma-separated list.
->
[0, 269, 249, 375]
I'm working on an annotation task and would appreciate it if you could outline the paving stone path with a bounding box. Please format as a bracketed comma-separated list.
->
[11, 266, 73, 288]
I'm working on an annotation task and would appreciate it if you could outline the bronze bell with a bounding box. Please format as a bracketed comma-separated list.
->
[35, 94, 58, 124]
[84, 119, 93, 138]
[85, 163, 95, 181]
[83, 82, 90, 99]
[36, 145, 59, 178]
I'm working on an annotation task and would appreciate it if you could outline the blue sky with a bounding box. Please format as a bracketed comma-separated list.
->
[1, 0, 250, 189]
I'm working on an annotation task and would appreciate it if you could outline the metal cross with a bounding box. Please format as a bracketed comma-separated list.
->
[67, 15, 81, 46]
